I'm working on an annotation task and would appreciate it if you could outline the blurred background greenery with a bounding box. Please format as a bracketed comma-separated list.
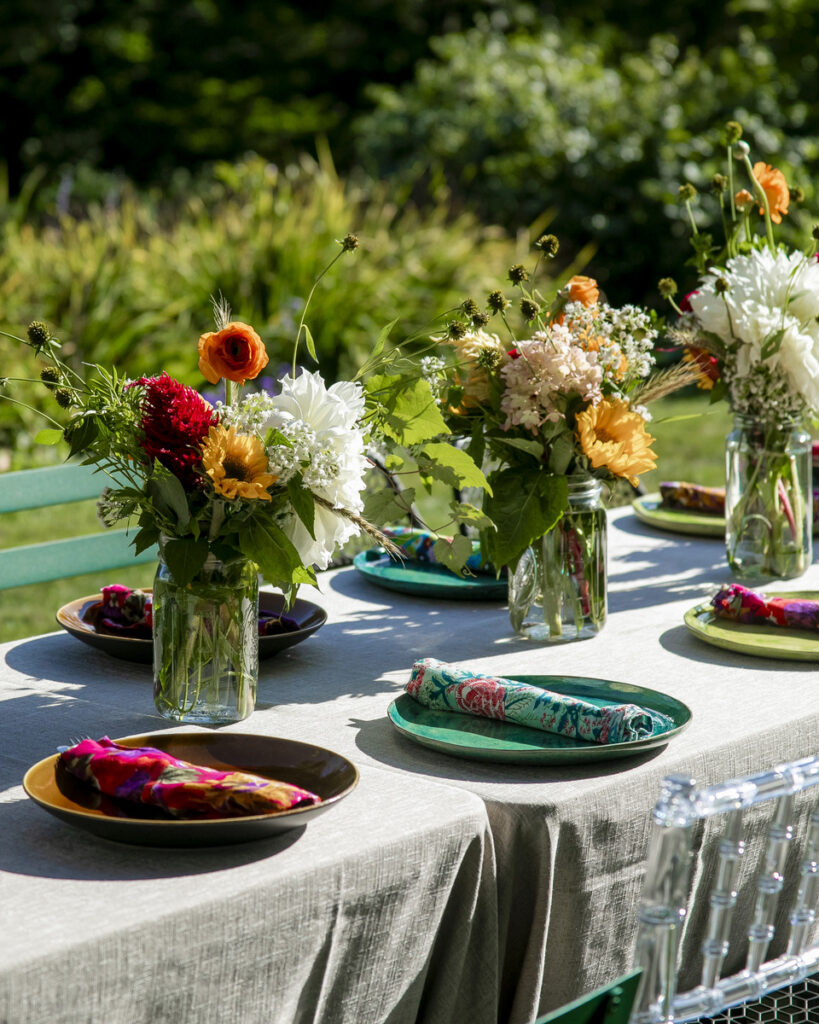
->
[0, 0, 815, 635]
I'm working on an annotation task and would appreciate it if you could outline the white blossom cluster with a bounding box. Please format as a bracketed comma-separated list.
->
[217, 390, 277, 434]
[690, 248, 819, 416]
[420, 355, 448, 400]
[266, 420, 340, 490]
[563, 301, 657, 380]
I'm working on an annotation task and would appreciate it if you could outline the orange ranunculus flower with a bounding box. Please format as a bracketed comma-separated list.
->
[567, 275, 599, 307]
[734, 189, 754, 212]
[753, 162, 790, 224]
[198, 321, 269, 385]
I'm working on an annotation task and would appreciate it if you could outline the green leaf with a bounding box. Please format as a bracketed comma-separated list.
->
[34, 428, 64, 446]
[495, 435, 545, 459]
[65, 416, 98, 457]
[760, 327, 785, 360]
[466, 428, 485, 470]
[286, 475, 316, 539]
[132, 524, 160, 555]
[363, 485, 415, 525]
[161, 537, 209, 586]
[303, 323, 318, 362]
[148, 471, 191, 529]
[419, 442, 491, 493]
[449, 501, 494, 529]
[366, 373, 449, 444]
[371, 318, 398, 362]
[384, 454, 404, 471]
[432, 535, 475, 575]
[239, 519, 305, 588]
[483, 468, 568, 568]
[548, 433, 575, 475]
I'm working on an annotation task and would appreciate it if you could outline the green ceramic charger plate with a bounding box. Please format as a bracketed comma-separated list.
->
[387, 674, 691, 764]
[353, 547, 508, 601]
[631, 493, 724, 537]
[684, 591, 819, 661]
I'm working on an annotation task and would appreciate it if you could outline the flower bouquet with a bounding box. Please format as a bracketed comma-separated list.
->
[3, 238, 484, 720]
[391, 237, 698, 642]
[660, 121, 819, 580]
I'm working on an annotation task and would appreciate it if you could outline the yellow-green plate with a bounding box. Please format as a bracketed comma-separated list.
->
[684, 592, 819, 661]
[387, 675, 691, 764]
[632, 493, 724, 537]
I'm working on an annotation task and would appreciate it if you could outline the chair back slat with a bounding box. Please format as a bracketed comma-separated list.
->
[0, 532, 157, 589]
[0, 463, 105, 513]
[786, 805, 819, 956]
[745, 793, 795, 973]
[699, 809, 745, 989]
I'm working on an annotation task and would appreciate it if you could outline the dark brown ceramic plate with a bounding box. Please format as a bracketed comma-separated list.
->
[56, 591, 327, 664]
[23, 731, 359, 846]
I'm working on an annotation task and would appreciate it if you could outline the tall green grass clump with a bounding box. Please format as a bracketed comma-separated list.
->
[0, 152, 523, 464]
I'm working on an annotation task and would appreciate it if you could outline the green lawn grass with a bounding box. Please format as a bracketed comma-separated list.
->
[0, 392, 730, 644]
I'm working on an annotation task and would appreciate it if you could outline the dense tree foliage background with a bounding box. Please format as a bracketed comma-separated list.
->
[2, 0, 818, 299]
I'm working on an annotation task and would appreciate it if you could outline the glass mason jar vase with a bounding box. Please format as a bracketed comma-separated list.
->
[725, 414, 812, 581]
[508, 475, 607, 643]
[153, 541, 259, 724]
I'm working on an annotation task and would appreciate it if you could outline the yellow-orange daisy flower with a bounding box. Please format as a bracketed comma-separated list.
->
[576, 398, 656, 486]
[753, 162, 790, 224]
[201, 425, 276, 501]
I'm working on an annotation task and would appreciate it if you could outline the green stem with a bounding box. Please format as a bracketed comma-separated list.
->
[685, 200, 699, 236]
[743, 155, 776, 254]
[727, 144, 737, 223]
[0, 393, 63, 427]
[291, 249, 345, 374]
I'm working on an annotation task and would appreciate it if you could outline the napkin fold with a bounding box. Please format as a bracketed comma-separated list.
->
[59, 737, 321, 818]
[711, 584, 819, 631]
[385, 527, 486, 572]
[659, 481, 725, 515]
[406, 658, 673, 745]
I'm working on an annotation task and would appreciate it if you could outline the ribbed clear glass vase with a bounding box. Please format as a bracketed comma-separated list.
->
[508, 475, 607, 643]
[725, 414, 811, 581]
[152, 542, 259, 725]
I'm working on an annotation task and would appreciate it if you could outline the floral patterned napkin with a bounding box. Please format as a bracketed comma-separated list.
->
[711, 584, 819, 631]
[406, 658, 673, 744]
[59, 737, 320, 818]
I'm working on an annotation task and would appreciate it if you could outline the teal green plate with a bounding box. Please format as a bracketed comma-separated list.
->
[632, 492, 724, 537]
[684, 592, 819, 661]
[387, 675, 691, 764]
[353, 548, 508, 601]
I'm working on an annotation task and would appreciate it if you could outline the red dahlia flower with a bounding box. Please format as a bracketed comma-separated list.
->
[130, 372, 218, 487]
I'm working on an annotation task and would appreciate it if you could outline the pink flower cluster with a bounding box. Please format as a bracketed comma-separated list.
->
[499, 329, 602, 431]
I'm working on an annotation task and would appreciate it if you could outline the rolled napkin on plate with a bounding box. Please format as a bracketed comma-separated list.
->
[385, 526, 486, 572]
[406, 658, 673, 745]
[659, 481, 725, 515]
[59, 737, 321, 819]
[711, 584, 819, 631]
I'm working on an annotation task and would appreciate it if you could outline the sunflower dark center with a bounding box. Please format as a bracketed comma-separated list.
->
[223, 456, 250, 480]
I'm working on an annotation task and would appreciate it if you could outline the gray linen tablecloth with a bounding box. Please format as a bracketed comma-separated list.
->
[3, 504, 819, 1023]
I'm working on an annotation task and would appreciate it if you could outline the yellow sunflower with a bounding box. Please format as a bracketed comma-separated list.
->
[576, 399, 656, 486]
[201, 425, 276, 501]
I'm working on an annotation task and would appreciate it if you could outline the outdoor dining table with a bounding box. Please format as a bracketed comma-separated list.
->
[2, 504, 819, 1024]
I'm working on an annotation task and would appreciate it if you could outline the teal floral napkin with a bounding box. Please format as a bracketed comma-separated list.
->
[406, 658, 673, 745]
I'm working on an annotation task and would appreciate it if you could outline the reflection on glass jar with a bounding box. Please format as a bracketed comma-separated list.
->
[508, 475, 607, 643]
[153, 541, 259, 725]
[725, 414, 811, 581]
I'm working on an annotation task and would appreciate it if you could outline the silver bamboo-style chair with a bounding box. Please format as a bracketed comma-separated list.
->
[630, 757, 819, 1024]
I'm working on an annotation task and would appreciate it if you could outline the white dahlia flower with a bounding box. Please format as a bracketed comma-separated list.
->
[689, 248, 819, 414]
[261, 371, 368, 569]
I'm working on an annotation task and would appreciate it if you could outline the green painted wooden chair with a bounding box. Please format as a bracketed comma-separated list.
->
[534, 971, 642, 1024]
[0, 463, 157, 590]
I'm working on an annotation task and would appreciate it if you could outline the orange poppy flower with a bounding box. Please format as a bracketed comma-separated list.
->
[567, 275, 599, 307]
[198, 321, 269, 385]
[753, 162, 790, 224]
